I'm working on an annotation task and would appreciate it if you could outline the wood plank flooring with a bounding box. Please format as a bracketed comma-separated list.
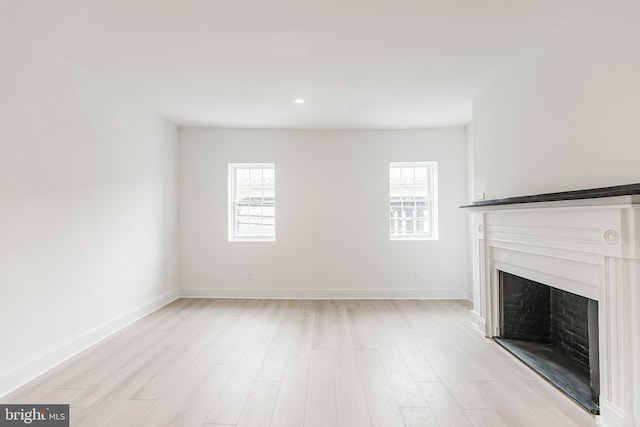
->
[1, 298, 600, 426]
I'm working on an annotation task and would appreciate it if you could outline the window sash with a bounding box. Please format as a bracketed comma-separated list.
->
[229, 163, 275, 241]
[389, 161, 438, 240]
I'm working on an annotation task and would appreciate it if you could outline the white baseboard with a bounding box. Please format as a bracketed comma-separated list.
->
[598, 401, 625, 427]
[0, 288, 179, 398]
[180, 288, 469, 300]
[469, 310, 487, 336]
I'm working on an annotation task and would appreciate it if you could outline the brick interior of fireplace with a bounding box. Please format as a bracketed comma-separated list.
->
[496, 271, 600, 414]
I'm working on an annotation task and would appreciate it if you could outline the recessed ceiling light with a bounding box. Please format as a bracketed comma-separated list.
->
[294, 98, 305, 104]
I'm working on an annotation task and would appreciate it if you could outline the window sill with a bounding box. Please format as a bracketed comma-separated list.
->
[229, 237, 276, 242]
[390, 236, 438, 241]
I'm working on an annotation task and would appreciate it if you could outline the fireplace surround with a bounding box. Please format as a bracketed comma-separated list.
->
[465, 184, 640, 427]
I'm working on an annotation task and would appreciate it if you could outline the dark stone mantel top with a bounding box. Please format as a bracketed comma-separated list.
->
[460, 183, 640, 208]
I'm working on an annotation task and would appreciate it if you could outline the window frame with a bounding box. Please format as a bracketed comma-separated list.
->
[228, 163, 276, 242]
[389, 161, 438, 241]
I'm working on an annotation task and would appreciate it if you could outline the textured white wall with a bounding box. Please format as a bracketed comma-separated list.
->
[179, 127, 469, 298]
[473, 0, 640, 200]
[0, 25, 178, 395]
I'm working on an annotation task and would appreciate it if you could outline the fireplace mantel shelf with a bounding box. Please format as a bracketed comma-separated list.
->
[460, 183, 640, 208]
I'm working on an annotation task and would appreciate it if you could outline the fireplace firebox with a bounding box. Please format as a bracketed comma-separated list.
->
[495, 271, 599, 413]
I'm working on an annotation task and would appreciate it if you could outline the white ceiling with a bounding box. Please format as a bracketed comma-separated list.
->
[0, 0, 584, 129]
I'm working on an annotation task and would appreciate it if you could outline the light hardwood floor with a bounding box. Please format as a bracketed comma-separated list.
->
[1, 299, 599, 426]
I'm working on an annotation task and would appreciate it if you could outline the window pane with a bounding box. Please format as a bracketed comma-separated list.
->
[263, 168, 275, 184]
[390, 167, 401, 184]
[250, 168, 262, 185]
[402, 168, 414, 184]
[414, 167, 427, 183]
[236, 168, 250, 185]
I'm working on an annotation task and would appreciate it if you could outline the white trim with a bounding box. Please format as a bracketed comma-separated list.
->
[0, 289, 179, 398]
[229, 237, 276, 242]
[390, 235, 438, 241]
[180, 288, 468, 300]
[599, 401, 624, 427]
[469, 309, 485, 333]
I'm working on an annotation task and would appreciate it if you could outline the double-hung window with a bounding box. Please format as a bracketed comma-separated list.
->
[228, 163, 275, 241]
[389, 161, 438, 240]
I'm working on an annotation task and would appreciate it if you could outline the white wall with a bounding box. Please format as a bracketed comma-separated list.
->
[0, 25, 178, 395]
[179, 127, 469, 298]
[473, 0, 640, 200]
[465, 124, 477, 302]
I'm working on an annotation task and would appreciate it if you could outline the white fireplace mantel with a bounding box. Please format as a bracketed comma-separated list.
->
[468, 194, 639, 427]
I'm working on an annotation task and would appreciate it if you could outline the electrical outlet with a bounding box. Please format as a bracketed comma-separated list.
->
[247, 273, 253, 280]
[414, 273, 420, 281]
[476, 192, 485, 200]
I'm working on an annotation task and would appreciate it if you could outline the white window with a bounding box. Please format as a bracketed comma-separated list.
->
[228, 163, 275, 241]
[390, 161, 438, 240]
